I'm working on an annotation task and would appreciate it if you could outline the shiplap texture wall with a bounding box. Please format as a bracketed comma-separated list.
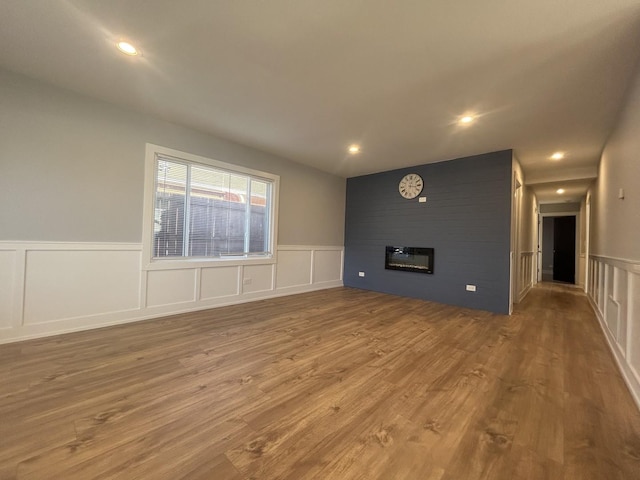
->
[344, 150, 513, 314]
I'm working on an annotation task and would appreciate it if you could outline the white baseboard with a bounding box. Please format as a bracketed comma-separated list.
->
[518, 282, 532, 303]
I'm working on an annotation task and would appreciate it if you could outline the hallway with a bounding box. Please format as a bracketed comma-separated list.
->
[512, 282, 640, 478]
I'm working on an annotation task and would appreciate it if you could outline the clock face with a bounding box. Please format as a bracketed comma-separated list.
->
[398, 173, 423, 199]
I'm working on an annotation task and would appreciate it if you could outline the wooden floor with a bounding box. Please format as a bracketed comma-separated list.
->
[1, 284, 640, 479]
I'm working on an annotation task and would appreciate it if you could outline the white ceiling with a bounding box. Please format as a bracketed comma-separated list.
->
[530, 178, 595, 205]
[2, 1, 640, 203]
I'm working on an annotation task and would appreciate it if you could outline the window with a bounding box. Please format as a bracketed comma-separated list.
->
[144, 144, 278, 266]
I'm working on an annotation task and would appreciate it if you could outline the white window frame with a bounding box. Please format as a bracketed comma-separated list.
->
[142, 144, 279, 270]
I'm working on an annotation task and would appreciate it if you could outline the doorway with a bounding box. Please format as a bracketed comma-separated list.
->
[553, 216, 576, 283]
[540, 215, 576, 284]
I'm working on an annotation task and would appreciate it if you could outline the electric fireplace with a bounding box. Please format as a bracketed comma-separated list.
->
[385, 246, 434, 274]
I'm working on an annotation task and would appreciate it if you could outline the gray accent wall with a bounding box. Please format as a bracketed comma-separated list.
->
[344, 150, 513, 314]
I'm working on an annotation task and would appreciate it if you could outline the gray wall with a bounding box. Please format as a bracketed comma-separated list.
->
[344, 150, 513, 314]
[0, 68, 345, 245]
[590, 63, 640, 261]
[540, 203, 581, 214]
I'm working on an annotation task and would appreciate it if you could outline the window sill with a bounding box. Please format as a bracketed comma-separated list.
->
[143, 255, 276, 271]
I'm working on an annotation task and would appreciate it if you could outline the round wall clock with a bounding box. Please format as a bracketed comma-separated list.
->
[398, 173, 423, 199]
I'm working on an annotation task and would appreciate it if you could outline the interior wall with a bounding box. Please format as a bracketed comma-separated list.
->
[512, 155, 538, 304]
[344, 150, 512, 314]
[519, 186, 538, 256]
[0, 67, 346, 343]
[0, 68, 346, 246]
[540, 203, 581, 214]
[587, 63, 640, 408]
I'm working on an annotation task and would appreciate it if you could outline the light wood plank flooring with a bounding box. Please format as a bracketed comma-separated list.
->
[1, 284, 639, 479]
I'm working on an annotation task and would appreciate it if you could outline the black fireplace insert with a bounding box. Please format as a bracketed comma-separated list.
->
[385, 246, 434, 274]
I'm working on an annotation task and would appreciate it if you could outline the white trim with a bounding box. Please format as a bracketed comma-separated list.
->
[277, 245, 344, 251]
[517, 251, 535, 302]
[538, 212, 580, 285]
[12, 249, 26, 328]
[0, 242, 344, 344]
[194, 267, 202, 302]
[309, 249, 316, 286]
[588, 294, 640, 411]
[587, 255, 640, 412]
[141, 143, 280, 271]
[143, 255, 277, 271]
[590, 254, 640, 272]
[0, 280, 344, 345]
[140, 261, 149, 309]
[584, 195, 591, 293]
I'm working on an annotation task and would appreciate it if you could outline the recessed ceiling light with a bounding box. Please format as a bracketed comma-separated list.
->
[116, 41, 139, 56]
[459, 115, 474, 125]
[550, 152, 565, 160]
[556, 188, 565, 194]
[348, 144, 361, 154]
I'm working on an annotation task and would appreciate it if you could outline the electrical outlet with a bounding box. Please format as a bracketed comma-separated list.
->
[243, 278, 252, 285]
[419, 196, 427, 203]
[358, 271, 365, 277]
[466, 284, 476, 292]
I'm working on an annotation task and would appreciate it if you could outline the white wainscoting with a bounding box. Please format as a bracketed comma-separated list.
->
[588, 255, 640, 409]
[0, 243, 343, 344]
[517, 251, 536, 302]
[579, 253, 586, 289]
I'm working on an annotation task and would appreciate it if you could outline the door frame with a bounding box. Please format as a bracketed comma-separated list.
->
[552, 215, 577, 284]
[537, 211, 580, 284]
[584, 195, 591, 293]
